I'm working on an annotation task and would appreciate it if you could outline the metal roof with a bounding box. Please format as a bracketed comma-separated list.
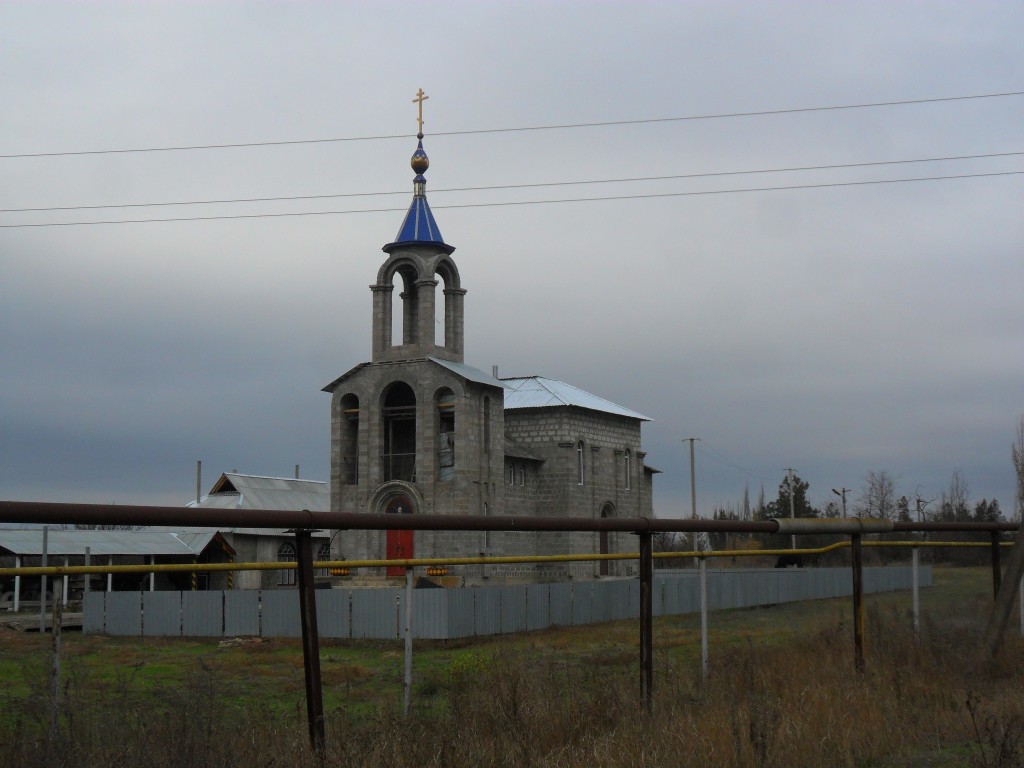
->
[501, 376, 651, 421]
[144, 525, 328, 540]
[188, 473, 329, 513]
[323, 359, 504, 394]
[182, 473, 331, 538]
[382, 139, 454, 255]
[428, 357, 506, 389]
[388, 192, 447, 248]
[0, 529, 219, 557]
[321, 362, 369, 394]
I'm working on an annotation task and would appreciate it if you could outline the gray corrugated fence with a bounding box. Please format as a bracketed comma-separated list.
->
[83, 566, 929, 639]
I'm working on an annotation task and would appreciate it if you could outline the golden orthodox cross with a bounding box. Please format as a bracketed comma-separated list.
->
[412, 88, 429, 135]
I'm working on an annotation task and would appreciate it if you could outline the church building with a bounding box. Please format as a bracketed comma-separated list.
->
[323, 101, 657, 581]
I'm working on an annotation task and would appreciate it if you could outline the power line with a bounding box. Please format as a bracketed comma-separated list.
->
[3, 151, 1019, 214]
[1, 170, 1019, 229]
[2, 90, 1021, 159]
[696, 441, 778, 484]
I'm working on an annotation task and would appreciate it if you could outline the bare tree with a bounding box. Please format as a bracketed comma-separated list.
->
[856, 470, 897, 519]
[937, 470, 971, 522]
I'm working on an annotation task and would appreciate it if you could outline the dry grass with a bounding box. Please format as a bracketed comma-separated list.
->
[0, 567, 1022, 767]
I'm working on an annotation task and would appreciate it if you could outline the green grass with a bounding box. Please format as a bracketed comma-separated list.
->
[0, 566, 1021, 767]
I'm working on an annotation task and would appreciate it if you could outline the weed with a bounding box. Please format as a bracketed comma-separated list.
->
[0, 567, 1021, 767]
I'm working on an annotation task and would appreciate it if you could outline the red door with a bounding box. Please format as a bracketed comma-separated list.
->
[385, 496, 414, 577]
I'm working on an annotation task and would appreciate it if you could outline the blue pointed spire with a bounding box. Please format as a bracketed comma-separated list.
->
[383, 136, 455, 254]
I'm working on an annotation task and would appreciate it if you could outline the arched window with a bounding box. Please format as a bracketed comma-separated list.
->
[316, 542, 331, 579]
[277, 542, 296, 586]
[624, 450, 632, 490]
[505, 462, 514, 485]
[339, 394, 359, 485]
[436, 388, 455, 481]
[576, 441, 585, 485]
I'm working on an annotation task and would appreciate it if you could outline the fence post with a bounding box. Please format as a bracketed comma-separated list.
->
[294, 529, 325, 755]
[700, 557, 708, 680]
[404, 567, 414, 718]
[639, 531, 653, 711]
[912, 547, 920, 640]
[990, 531, 1002, 598]
[851, 533, 865, 672]
[39, 526, 48, 633]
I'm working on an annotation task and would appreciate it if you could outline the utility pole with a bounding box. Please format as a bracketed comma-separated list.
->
[832, 487, 850, 518]
[785, 468, 797, 549]
[683, 438, 700, 564]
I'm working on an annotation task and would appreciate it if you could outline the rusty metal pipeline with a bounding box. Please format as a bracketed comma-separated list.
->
[771, 517, 895, 535]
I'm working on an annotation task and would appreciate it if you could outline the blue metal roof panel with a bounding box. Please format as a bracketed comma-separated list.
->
[394, 194, 445, 245]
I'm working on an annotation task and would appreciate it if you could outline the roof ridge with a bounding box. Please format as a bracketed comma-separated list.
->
[226, 472, 326, 484]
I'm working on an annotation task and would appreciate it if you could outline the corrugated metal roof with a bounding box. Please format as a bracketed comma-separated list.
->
[187, 473, 329, 513]
[428, 357, 506, 389]
[0, 529, 215, 557]
[501, 376, 651, 421]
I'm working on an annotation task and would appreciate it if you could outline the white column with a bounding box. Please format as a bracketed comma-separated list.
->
[107, 557, 113, 592]
[149, 556, 155, 591]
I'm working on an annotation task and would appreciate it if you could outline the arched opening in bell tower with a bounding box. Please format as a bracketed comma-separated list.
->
[434, 271, 447, 347]
[391, 265, 418, 348]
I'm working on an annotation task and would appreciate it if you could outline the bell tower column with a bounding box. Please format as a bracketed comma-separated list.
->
[415, 277, 438, 353]
[371, 282, 393, 362]
[445, 287, 467, 360]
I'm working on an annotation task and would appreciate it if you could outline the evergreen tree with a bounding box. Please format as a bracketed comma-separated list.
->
[759, 474, 820, 519]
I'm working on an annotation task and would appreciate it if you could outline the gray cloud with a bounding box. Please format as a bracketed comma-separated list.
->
[1, 2, 1021, 519]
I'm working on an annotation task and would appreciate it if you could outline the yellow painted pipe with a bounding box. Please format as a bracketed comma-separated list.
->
[0, 539, 1009, 578]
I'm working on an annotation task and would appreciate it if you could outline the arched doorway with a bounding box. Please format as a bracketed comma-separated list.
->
[385, 495, 414, 577]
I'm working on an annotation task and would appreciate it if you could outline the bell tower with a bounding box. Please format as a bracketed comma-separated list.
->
[326, 89, 504, 536]
[370, 92, 465, 364]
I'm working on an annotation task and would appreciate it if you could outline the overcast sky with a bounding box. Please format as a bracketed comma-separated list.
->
[1, 2, 1021, 521]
